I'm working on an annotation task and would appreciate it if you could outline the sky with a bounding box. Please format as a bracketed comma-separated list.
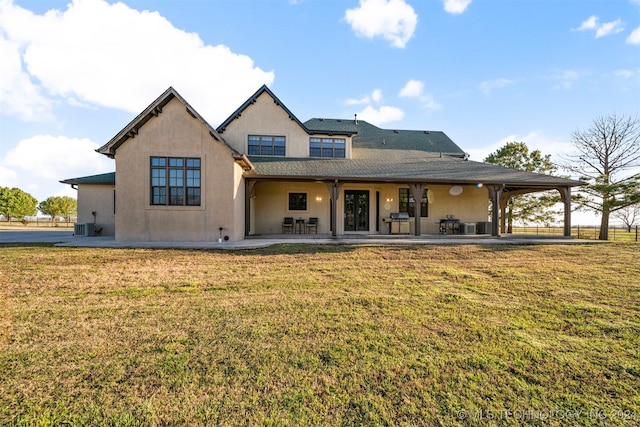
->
[1, 0, 639, 225]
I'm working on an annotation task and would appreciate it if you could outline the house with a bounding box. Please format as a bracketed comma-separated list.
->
[61, 85, 582, 241]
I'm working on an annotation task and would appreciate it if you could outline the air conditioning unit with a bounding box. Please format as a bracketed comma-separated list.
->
[462, 223, 476, 235]
[74, 222, 95, 237]
[476, 221, 492, 235]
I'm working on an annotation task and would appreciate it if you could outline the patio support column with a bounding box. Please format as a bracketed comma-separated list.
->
[326, 180, 342, 237]
[487, 184, 504, 237]
[558, 186, 572, 237]
[499, 195, 510, 234]
[409, 183, 425, 236]
[244, 180, 257, 236]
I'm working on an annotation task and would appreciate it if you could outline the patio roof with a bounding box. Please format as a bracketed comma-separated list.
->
[246, 149, 582, 190]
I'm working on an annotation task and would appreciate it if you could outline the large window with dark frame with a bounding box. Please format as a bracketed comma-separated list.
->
[151, 157, 201, 206]
[248, 135, 286, 156]
[398, 188, 428, 217]
[309, 137, 346, 158]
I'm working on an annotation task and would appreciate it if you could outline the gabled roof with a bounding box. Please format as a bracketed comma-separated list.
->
[216, 85, 357, 136]
[305, 119, 465, 154]
[60, 172, 115, 186]
[96, 87, 233, 159]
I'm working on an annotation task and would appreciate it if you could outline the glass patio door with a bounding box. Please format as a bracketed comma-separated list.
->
[344, 190, 369, 232]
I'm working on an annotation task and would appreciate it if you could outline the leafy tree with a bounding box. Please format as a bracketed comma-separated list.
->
[563, 114, 640, 240]
[484, 142, 560, 232]
[38, 196, 78, 225]
[0, 187, 38, 223]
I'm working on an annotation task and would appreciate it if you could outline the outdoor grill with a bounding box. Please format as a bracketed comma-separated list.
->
[385, 212, 410, 234]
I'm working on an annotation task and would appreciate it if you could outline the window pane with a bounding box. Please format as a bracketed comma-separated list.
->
[151, 157, 166, 167]
[288, 193, 307, 210]
[169, 187, 184, 205]
[186, 158, 200, 167]
[261, 145, 273, 156]
[169, 169, 183, 187]
[274, 137, 285, 147]
[187, 188, 201, 206]
[152, 187, 166, 205]
[334, 148, 345, 158]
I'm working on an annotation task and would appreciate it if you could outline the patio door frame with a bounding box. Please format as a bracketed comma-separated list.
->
[344, 190, 370, 232]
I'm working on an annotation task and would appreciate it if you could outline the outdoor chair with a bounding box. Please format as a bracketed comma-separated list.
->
[282, 217, 294, 234]
[306, 217, 318, 234]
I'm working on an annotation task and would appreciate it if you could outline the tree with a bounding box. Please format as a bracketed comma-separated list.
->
[0, 187, 38, 224]
[614, 204, 640, 232]
[38, 196, 78, 225]
[564, 114, 640, 240]
[484, 142, 560, 232]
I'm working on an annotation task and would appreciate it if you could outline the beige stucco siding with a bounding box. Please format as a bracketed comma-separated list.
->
[221, 92, 352, 159]
[77, 184, 115, 236]
[250, 182, 488, 235]
[114, 97, 243, 242]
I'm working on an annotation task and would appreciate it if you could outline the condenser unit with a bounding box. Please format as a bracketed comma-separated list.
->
[74, 222, 95, 237]
[462, 223, 476, 235]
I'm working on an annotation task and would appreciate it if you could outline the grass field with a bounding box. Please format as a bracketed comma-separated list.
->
[1, 243, 639, 426]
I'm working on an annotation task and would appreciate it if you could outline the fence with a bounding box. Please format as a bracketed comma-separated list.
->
[0, 216, 77, 228]
[510, 225, 639, 242]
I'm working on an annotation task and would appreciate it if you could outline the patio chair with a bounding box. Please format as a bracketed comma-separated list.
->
[305, 217, 318, 234]
[282, 217, 294, 234]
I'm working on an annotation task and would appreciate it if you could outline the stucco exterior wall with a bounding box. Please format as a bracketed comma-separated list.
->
[77, 184, 115, 236]
[251, 181, 488, 235]
[220, 92, 352, 158]
[113, 97, 243, 242]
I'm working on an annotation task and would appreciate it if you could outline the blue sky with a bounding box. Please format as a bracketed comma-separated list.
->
[1, 0, 639, 224]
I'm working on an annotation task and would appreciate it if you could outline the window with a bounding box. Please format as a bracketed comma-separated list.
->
[288, 192, 307, 211]
[399, 188, 428, 217]
[151, 157, 200, 206]
[309, 137, 346, 158]
[248, 135, 286, 156]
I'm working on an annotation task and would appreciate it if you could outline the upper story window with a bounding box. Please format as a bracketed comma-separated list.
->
[151, 157, 201, 206]
[248, 135, 286, 156]
[399, 188, 428, 217]
[309, 137, 346, 158]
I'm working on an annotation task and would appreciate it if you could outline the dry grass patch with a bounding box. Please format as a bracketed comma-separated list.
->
[1, 243, 639, 426]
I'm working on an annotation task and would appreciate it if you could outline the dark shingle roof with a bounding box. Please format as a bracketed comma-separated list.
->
[248, 150, 581, 189]
[304, 119, 464, 154]
[60, 172, 115, 185]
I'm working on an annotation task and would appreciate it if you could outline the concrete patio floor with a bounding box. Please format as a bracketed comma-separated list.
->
[1, 227, 605, 249]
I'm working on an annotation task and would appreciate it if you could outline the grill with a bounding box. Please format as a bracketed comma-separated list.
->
[384, 212, 410, 234]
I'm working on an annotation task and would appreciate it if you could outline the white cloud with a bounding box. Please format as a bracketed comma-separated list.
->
[356, 105, 404, 125]
[398, 79, 424, 98]
[4, 135, 113, 181]
[627, 26, 640, 45]
[398, 79, 441, 112]
[574, 15, 624, 38]
[595, 19, 624, 38]
[0, 166, 18, 187]
[345, 88, 384, 105]
[576, 15, 598, 31]
[550, 69, 580, 90]
[0, 0, 274, 123]
[0, 33, 53, 121]
[477, 78, 514, 95]
[442, 0, 472, 15]
[344, 0, 417, 48]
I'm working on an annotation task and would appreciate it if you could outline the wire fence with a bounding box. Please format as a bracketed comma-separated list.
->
[510, 225, 639, 242]
[0, 217, 77, 228]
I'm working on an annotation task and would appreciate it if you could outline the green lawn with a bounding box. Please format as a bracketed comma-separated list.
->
[1, 243, 639, 426]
